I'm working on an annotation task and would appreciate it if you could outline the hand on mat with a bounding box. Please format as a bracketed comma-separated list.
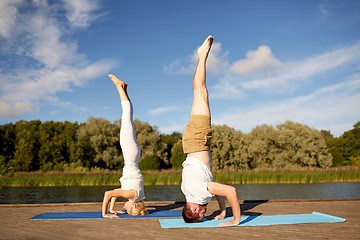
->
[103, 213, 120, 218]
[110, 209, 125, 215]
[218, 219, 240, 227]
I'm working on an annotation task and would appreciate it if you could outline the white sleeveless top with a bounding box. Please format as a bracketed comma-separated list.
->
[120, 165, 145, 202]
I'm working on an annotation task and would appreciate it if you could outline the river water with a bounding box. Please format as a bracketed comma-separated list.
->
[1, 182, 359, 204]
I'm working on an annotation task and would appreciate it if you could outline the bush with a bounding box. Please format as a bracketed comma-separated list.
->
[139, 154, 161, 170]
[169, 140, 186, 169]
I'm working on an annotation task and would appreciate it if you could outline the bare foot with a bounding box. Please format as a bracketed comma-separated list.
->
[197, 35, 214, 61]
[218, 219, 240, 227]
[108, 74, 127, 91]
[207, 212, 226, 220]
[108, 74, 130, 101]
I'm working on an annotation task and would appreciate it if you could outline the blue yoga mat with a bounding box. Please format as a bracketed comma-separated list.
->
[30, 210, 182, 220]
[159, 212, 346, 228]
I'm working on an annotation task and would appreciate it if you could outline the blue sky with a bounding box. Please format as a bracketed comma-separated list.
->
[0, 0, 359, 137]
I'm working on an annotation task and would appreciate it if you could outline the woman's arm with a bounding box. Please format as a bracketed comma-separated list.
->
[102, 189, 135, 218]
[109, 197, 117, 213]
[109, 196, 125, 214]
[207, 182, 241, 226]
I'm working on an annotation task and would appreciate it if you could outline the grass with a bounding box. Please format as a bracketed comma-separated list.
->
[0, 166, 359, 187]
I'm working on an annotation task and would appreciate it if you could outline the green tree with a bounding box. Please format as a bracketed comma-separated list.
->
[229, 129, 249, 170]
[169, 139, 186, 169]
[210, 125, 234, 170]
[326, 121, 360, 166]
[38, 121, 79, 171]
[138, 154, 161, 170]
[275, 121, 332, 168]
[134, 120, 168, 168]
[321, 130, 333, 140]
[0, 123, 16, 173]
[161, 132, 181, 168]
[9, 120, 41, 171]
[240, 121, 332, 169]
[245, 124, 277, 168]
[76, 117, 122, 170]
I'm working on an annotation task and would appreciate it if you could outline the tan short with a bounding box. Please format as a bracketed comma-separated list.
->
[182, 115, 212, 154]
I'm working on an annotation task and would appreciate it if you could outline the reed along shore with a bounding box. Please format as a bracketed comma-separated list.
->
[0, 166, 359, 187]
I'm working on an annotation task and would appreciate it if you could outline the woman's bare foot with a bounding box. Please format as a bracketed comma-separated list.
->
[108, 74, 127, 91]
[197, 35, 214, 61]
[108, 74, 130, 101]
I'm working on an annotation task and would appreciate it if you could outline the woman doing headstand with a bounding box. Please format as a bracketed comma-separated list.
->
[102, 74, 147, 217]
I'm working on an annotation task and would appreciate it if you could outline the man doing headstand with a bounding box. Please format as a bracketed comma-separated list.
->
[181, 35, 241, 227]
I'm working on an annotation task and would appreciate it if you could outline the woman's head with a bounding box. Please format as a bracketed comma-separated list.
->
[124, 200, 147, 215]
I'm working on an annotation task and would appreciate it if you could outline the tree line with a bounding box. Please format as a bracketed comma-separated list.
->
[1, 118, 359, 174]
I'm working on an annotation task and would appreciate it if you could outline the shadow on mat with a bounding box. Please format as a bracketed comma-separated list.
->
[146, 201, 185, 212]
[242, 200, 268, 216]
[206, 199, 267, 220]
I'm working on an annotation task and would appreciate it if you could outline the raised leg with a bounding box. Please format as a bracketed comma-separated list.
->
[108, 74, 141, 167]
[108, 74, 129, 102]
[187, 36, 214, 168]
[190, 35, 214, 117]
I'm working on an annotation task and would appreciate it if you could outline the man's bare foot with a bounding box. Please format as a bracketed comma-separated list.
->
[108, 74, 127, 91]
[218, 219, 240, 227]
[207, 212, 226, 220]
[197, 35, 214, 61]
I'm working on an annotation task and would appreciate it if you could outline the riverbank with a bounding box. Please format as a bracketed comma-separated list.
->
[0, 199, 359, 240]
[1, 166, 359, 187]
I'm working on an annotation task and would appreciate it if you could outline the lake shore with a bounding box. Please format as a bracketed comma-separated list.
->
[0, 199, 359, 240]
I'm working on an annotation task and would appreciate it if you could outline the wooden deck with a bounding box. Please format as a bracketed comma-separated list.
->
[0, 199, 359, 239]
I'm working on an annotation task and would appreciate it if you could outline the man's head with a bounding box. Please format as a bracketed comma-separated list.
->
[182, 202, 207, 223]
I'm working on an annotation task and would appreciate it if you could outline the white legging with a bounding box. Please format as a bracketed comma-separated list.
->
[120, 101, 141, 168]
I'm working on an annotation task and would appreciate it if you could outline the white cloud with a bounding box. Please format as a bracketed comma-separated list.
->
[230, 45, 283, 75]
[210, 76, 245, 100]
[242, 42, 360, 90]
[29, 15, 82, 68]
[0, 0, 22, 39]
[63, 0, 105, 28]
[213, 78, 360, 137]
[0, 0, 117, 118]
[1, 59, 116, 103]
[206, 42, 229, 74]
[0, 100, 33, 118]
[166, 38, 360, 99]
[317, 4, 333, 20]
[44, 96, 88, 114]
[149, 106, 180, 116]
[163, 59, 194, 74]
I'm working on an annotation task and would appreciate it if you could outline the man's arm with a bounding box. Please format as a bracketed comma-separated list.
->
[207, 182, 241, 226]
[212, 195, 226, 220]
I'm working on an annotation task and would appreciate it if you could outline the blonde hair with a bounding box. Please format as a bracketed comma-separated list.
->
[129, 201, 148, 216]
